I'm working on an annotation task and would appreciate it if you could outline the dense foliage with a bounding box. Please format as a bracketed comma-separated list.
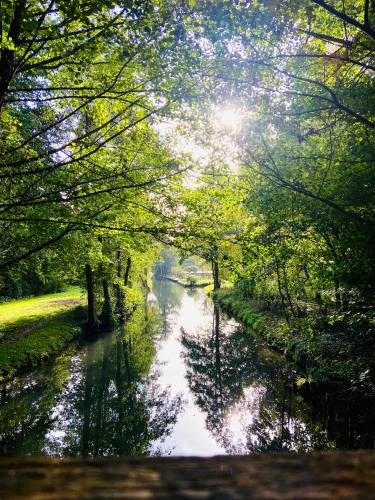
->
[1, 1, 374, 384]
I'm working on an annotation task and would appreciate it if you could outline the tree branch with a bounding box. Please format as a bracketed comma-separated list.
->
[0, 225, 77, 269]
[311, 0, 375, 40]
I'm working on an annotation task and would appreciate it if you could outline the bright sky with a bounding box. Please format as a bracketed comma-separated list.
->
[212, 104, 244, 133]
[156, 103, 245, 186]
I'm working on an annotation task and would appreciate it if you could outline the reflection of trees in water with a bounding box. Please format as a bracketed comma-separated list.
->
[243, 382, 323, 453]
[181, 305, 267, 449]
[300, 386, 375, 451]
[0, 354, 72, 455]
[3, 287, 375, 456]
[181, 306, 327, 453]
[45, 327, 183, 456]
[244, 381, 375, 452]
[0, 307, 182, 457]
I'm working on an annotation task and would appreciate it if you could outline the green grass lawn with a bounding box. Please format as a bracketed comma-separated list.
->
[0, 287, 86, 381]
[0, 306, 86, 381]
[0, 287, 84, 341]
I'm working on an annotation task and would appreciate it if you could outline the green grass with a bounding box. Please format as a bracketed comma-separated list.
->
[0, 306, 86, 381]
[0, 287, 86, 381]
[0, 287, 83, 340]
[204, 280, 233, 294]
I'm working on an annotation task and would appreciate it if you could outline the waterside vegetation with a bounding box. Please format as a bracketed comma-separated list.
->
[215, 287, 375, 391]
[0, 0, 374, 444]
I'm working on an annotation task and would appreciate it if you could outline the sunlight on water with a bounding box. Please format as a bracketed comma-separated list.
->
[1, 279, 374, 456]
[152, 290, 225, 455]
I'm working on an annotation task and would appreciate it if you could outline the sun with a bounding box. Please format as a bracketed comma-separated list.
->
[213, 105, 243, 132]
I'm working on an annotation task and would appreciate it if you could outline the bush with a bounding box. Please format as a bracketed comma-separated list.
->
[214, 286, 375, 388]
[214, 288, 265, 333]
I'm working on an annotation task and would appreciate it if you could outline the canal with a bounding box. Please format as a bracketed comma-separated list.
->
[0, 279, 374, 456]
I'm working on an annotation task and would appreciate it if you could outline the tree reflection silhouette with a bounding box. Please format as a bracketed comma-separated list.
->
[0, 353, 73, 455]
[0, 308, 183, 457]
[45, 324, 183, 456]
[181, 305, 324, 453]
[2, 284, 374, 455]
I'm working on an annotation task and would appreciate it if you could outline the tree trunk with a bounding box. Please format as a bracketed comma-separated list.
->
[335, 281, 341, 310]
[115, 250, 125, 324]
[124, 257, 131, 287]
[212, 259, 221, 290]
[0, 0, 26, 112]
[85, 263, 100, 333]
[342, 290, 350, 312]
[274, 256, 290, 324]
[140, 267, 150, 292]
[100, 277, 115, 329]
[282, 263, 297, 317]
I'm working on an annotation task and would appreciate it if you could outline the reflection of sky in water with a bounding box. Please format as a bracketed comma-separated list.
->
[2, 280, 374, 456]
[152, 285, 251, 455]
[151, 282, 319, 455]
[43, 356, 82, 455]
[152, 289, 225, 455]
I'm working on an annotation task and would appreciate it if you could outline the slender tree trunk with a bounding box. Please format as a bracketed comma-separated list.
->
[124, 256, 131, 287]
[85, 263, 99, 333]
[335, 281, 341, 310]
[316, 292, 324, 312]
[342, 290, 350, 312]
[274, 255, 290, 324]
[212, 259, 221, 290]
[100, 277, 115, 329]
[140, 267, 150, 292]
[282, 263, 297, 317]
[115, 249, 125, 323]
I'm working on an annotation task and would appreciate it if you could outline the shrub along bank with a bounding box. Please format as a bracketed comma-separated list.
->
[214, 288, 375, 390]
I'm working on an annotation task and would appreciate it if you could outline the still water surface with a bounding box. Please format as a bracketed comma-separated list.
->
[0, 280, 374, 456]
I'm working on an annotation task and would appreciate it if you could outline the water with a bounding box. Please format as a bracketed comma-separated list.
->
[0, 280, 374, 456]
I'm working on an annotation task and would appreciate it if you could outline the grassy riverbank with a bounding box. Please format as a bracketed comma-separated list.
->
[214, 288, 375, 389]
[213, 288, 266, 333]
[0, 288, 85, 381]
